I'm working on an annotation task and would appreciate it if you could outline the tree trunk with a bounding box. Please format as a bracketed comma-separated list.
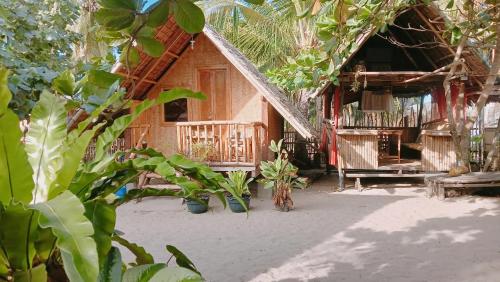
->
[443, 35, 468, 167]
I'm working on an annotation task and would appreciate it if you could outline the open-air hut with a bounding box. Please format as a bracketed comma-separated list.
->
[316, 4, 493, 187]
[113, 19, 317, 176]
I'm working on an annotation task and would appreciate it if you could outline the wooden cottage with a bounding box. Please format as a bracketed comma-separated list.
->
[113, 19, 317, 175]
[317, 4, 492, 186]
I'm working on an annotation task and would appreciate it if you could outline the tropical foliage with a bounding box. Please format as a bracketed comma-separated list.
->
[259, 140, 308, 211]
[223, 171, 253, 197]
[0, 66, 236, 281]
[203, 0, 322, 71]
[0, 0, 80, 117]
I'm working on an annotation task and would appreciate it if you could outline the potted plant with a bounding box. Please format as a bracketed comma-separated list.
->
[259, 139, 308, 211]
[223, 170, 253, 213]
[166, 154, 245, 214]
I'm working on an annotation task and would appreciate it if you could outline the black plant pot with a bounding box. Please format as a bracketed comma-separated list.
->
[227, 194, 250, 213]
[186, 195, 210, 214]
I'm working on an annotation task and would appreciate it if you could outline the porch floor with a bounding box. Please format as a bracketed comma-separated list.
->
[378, 158, 421, 171]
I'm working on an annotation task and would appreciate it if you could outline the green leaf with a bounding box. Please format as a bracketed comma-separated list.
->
[173, 0, 205, 34]
[98, 246, 122, 282]
[97, 0, 137, 10]
[87, 70, 122, 89]
[25, 91, 67, 203]
[96, 8, 135, 31]
[137, 37, 165, 58]
[446, 0, 454, 9]
[0, 109, 34, 204]
[120, 46, 141, 67]
[114, 188, 178, 205]
[52, 70, 75, 96]
[49, 123, 105, 199]
[12, 263, 47, 282]
[0, 67, 11, 114]
[122, 264, 165, 282]
[0, 202, 38, 270]
[147, 0, 169, 27]
[34, 227, 56, 262]
[112, 235, 154, 265]
[149, 266, 202, 282]
[165, 245, 199, 275]
[451, 26, 462, 45]
[32, 191, 99, 282]
[84, 200, 116, 268]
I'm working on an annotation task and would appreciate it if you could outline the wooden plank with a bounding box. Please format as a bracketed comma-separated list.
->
[346, 173, 429, 178]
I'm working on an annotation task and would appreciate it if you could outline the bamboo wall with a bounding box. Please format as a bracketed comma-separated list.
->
[421, 130, 456, 171]
[130, 34, 273, 161]
[337, 130, 378, 169]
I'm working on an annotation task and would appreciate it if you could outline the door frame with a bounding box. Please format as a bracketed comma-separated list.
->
[194, 65, 231, 121]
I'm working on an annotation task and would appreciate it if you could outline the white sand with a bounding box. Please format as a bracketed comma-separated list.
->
[116, 176, 500, 282]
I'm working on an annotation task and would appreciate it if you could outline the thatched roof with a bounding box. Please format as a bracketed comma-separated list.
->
[315, 3, 491, 98]
[114, 19, 317, 139]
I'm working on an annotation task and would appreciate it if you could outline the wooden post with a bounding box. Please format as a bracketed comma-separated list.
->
[337, 86, 345, 191]
[417, 95, 424, 129]
[252, 124, 257, 165]
[176, 125, 181, 153]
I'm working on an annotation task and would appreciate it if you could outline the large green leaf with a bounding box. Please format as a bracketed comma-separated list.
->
[52, 70, 75, 96]
[34, 227, 56, 262]
[0, 67, 11, 114]
[84, 200, 116, 267]
[0, 202, 38, 270]
[165, 245, 199, 275]
[122, 264, 165, 282]
[0, 67, 33, 205]
[98, 246, 122, 282]
[112, 235, 154, 266]
[12, 263, 47, 282]
[25, 91, 67, 203]
[114, 188, 178, 205]
[146, 0, 169, 27]
[149, 266, 202, 282]
[93, 88, 205, 162]
[32, 191, 99, 282]
[0, 109, 34, 205]
[173, 0, 205, 34]
[49, 122, 105, 199]
[137, 37, 165, 58]
[96, 8, 135, 31]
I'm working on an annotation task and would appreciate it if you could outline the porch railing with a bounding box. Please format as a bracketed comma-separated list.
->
[176, 121, 266, 166]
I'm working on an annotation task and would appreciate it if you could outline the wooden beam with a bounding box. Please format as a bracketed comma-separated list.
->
[116, 72, 157, 84]
[397, 27, 439, 69]
[134, 30, 185, 91]
[412, 6, 483, 87]
[387, 29, 419, 69]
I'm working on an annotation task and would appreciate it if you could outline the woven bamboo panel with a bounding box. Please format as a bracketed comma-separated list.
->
[421, 134, 456, 171]
[337, 134, 378, 169]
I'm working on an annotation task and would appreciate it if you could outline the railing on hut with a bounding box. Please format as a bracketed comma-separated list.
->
[176, 121, 266, 167]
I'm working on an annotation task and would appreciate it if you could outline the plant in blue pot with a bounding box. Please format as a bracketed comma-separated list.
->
[223, 171, 253, 213]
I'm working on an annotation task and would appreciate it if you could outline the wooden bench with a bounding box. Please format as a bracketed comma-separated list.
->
[425, 172, 500, 200]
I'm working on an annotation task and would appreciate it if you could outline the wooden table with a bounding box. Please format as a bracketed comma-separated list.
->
[377, 129, 402, 163]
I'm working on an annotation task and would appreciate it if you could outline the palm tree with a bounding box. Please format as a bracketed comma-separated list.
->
[201, 0, 322, 71]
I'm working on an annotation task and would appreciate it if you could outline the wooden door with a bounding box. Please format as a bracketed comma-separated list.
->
[197, 68, 228, 121]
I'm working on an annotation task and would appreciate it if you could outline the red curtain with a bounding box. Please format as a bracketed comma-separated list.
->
[431, 84, 463, 120]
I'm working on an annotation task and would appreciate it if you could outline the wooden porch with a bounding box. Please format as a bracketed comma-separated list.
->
[176, 121, 266, 172]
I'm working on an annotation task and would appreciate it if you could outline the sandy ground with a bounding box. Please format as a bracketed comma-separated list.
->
[116, 175, 500, 282]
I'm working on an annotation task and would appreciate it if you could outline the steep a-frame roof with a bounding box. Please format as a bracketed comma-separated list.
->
[314, 3, 490, 98]
[114, 18, 317, 139]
